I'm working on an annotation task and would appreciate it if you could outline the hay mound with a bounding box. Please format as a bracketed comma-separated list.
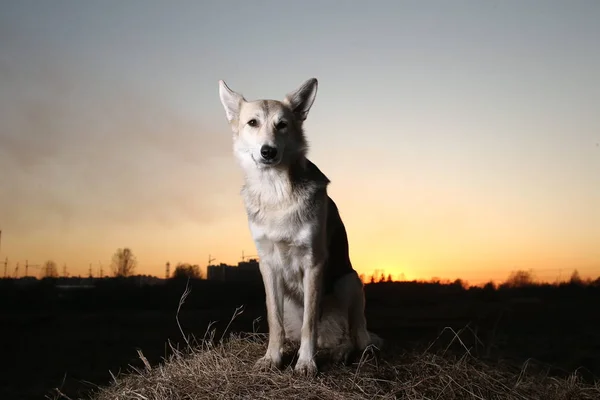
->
[79, 332, 598, 400]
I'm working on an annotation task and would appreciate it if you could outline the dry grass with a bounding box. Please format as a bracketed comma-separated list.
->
[50, 283, 600, 400]
[52, 328, 599, 400]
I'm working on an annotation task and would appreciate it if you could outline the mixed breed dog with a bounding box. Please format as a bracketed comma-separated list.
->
[218, 78, 382, 376]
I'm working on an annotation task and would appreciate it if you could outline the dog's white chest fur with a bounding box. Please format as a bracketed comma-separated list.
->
[242, 169, 315, 243]
[243, 185, 316, 299]
[250, 214, 312, 248]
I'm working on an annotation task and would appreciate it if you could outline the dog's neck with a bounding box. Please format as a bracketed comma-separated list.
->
[241, 154, 328, 211]
[244, 154, 305, 190]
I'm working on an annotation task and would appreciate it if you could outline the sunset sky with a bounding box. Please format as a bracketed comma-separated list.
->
[1, 1, 599, 284]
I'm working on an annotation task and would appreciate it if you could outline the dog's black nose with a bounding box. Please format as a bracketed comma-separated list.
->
[260, 145, 278, 161]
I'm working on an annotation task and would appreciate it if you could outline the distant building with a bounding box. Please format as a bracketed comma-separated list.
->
[207, 259, 261, 283]
[236, 259, 261, 283]
[207, 263, 229, 281]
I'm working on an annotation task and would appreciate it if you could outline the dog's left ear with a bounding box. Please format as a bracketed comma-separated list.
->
[284, 78, 318, 122]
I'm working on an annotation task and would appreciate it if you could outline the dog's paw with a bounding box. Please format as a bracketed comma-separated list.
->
[331, 344, 356, 365]
[368, 332, 384, 350]
[294, 358, 318, 377]
[254, 355, 283, 372]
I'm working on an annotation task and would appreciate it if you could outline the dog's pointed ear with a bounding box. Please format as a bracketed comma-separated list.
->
[219, 80, 244, 124]
[284, 78, 318, 121]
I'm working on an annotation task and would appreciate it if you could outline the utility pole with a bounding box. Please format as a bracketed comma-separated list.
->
[0, 230, 3, 277]
[208, 254, 216, 266]
[63, 264, 68, 278]
[14, 262, 19, 278]
[99, 263, 103, 278]
[3, 257, 7, 278]
[25, 260, 40, 277]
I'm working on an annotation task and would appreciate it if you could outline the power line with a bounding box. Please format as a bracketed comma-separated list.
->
[24, 260, 40, 277]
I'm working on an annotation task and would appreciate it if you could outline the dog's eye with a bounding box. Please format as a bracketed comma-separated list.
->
[275, 121, 287, 130]
[248, 119, 258, 127]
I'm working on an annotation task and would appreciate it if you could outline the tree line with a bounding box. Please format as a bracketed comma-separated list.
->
[36, 247, 203, 279]
[34, 248, 598, 288]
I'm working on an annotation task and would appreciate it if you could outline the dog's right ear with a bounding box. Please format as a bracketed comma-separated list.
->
[218, 80, 244, 126]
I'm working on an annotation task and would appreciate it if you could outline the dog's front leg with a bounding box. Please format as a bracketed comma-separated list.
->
[295, 259, 323, 376]
[255, 263, 285, 371]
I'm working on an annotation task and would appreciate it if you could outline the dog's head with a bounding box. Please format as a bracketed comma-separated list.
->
[218, 78, 318, 169]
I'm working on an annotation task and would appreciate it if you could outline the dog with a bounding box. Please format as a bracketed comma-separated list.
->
[218, 78, 381, 376]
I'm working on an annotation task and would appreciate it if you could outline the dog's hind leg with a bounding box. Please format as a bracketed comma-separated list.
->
[283, 297, 302, 343]
[344, 273, 373, 352]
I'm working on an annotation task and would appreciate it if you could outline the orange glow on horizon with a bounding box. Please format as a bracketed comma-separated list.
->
[3, 219, 599, 285]
[1, 0, 599, 297]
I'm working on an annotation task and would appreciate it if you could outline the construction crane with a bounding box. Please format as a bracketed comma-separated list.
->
[241, 250, 258, 262]
[208, 254, 216, 266]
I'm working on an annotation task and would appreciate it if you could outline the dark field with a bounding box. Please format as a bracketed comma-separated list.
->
[1, 278, 599, 399]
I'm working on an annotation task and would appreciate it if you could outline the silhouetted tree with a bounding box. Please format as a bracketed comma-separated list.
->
[503, 269, 536, 288]
[452, 278, 467, 290]
[569, 269, 583, 285]
[172, 263, 202, 279]
[386, 274, 393, 283]
[110, 248, 137, 277]
[41, 260, 58, 278]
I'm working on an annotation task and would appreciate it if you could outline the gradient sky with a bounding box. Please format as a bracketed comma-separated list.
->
[1, 1, 599, 284]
